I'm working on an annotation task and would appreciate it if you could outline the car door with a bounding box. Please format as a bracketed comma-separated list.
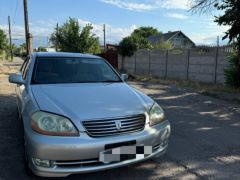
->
[16, 56, 31, 115]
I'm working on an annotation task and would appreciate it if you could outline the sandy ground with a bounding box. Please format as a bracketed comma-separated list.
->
[0, 58, 240, 180]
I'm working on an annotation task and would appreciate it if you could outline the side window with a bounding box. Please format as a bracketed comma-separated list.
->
[22, 58, 31, 80]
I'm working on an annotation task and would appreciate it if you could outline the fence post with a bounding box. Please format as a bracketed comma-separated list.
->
[121, 56, 124, 72]
[164, 50, 169, 79]
[148, 49, 151, 75]
[186, 49, 190, 80]
[214, 47, 219, 84]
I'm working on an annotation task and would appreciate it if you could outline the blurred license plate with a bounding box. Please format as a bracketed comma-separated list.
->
[99, 145, 152, 163]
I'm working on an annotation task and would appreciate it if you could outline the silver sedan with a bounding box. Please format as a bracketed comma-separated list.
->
[9, 52, 171, 177]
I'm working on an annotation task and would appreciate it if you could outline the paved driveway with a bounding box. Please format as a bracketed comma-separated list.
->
[0, 61, 240, 180]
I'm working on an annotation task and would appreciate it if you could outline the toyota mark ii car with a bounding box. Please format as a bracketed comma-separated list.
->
[9, 52, 171, 177]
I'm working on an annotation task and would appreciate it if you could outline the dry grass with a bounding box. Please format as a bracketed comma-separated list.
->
[130, 75, 240, 93]
[129, 75, 240, 104]
[0, 62, 19, 75]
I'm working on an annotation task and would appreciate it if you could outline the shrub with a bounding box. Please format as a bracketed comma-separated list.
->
[224, 51, 240, 88]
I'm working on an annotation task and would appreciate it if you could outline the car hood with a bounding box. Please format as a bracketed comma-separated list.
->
[31, 83, 154, 125]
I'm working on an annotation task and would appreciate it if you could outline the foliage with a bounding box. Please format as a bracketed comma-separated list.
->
[118, 26, 161, 57]
[131, 27, 161, 39]
[0, 28, 7, 51]
[37, 46, 47, 52]
[118, 36, 137, 57]
[214, 1, 240, 45]
[131, 35, 153, 49]
[190, 0, 240, 88]
[50, 17, 100, 54]
[225, 50, 240, 88]
[13, 43, 27, 57]
[154, 39, 173, 50]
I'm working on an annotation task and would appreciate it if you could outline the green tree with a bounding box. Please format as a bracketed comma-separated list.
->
[130, 27, 161, 50]
[190, 0, 240, 87]
[154, 39, 173, 50]
[37, 46, 47, 52]
[118, 36, 137, 57]
[225, 50, 240, 87]
[131, 35, 153, 49]
[0, 28, 7, 51]
[50, 17, 100, 54]
[118, 36, 137, 71]
[118, 26, 161, 59]
[131, 27, 161, 39]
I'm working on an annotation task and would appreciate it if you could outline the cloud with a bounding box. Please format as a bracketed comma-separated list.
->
[157, 0, 189, 10]
[100, 0, 155, 11]
[100, 0, 190, 11]
[165, 13, 189, 19]
[0, 19, 137, 46]
[190, 21, 230, 45]
[78, 19, 137, 43]
[0, 19, 56, 39]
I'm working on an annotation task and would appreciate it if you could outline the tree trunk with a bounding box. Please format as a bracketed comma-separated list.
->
[237, 46, 240, 86]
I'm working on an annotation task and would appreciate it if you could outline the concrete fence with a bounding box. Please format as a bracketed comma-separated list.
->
[119, 47, 231, 84]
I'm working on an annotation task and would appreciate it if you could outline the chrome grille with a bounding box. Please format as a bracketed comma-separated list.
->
[82, 114, 146, 137]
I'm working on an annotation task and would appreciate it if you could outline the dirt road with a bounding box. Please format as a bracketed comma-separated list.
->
[0, 60, 240, 180]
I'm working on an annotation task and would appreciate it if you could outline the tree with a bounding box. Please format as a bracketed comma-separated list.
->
[130, 27, 161, 49]
[0, 28, 7, 52]
[224, 50, 240, 87]
[118, 36, 137, 71]
[37, 46, 47, 52]
[118, 36, 137, 57]
[190, 0, 240, 87]
[131, 35, 153, 49]
[50, 17, 100, 54]
[118, 26, 161, 58]
[131, 27, 161, 39]
[154, 39, 173, 50]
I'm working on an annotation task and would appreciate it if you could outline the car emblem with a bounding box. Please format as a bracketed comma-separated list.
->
[115, 120, 122, 131]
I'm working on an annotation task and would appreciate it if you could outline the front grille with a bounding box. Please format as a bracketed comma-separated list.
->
[82, 114, 146, 137]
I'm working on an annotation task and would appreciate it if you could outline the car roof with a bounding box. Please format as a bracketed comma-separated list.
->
[33, 52, 101, 59]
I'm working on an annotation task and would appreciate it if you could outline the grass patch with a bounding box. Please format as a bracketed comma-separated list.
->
[129, 74, 240, 104]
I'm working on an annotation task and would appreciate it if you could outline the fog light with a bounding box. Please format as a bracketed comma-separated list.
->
[32, 158, 51, 167]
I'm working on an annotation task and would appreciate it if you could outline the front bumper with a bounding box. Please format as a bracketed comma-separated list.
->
[25, 120, 170, 177]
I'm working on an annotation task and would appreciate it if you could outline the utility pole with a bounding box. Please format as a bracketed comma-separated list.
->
[103, 24, 106, 52]
[56, 23, 59, 51]
[8, 16, 13, 61]
[23, 0, 31, 55]
[217, 36, 219, 47]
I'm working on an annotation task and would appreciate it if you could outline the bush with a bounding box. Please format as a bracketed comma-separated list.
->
[224, 51, 240, 88]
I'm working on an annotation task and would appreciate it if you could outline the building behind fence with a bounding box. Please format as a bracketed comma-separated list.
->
[119, 46, 233, 84]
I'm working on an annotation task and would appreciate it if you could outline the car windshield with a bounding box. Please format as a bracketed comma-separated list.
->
[32, 57, 122, 84]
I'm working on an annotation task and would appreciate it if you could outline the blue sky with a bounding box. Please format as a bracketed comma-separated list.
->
[0, 0, 229, 47]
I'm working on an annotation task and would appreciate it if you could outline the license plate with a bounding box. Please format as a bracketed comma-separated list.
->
[99, 145, 153, 163]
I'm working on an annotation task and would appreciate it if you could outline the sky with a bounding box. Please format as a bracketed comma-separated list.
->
[0, 0, 229, 48]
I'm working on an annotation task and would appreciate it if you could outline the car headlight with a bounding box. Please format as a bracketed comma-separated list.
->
[31, 111, 79, 136]
[149, 103, 165, 126]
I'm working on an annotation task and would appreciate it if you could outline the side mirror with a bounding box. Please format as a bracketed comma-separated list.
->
[121, 74, 128, 81]
[9, 74, 25, 85]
